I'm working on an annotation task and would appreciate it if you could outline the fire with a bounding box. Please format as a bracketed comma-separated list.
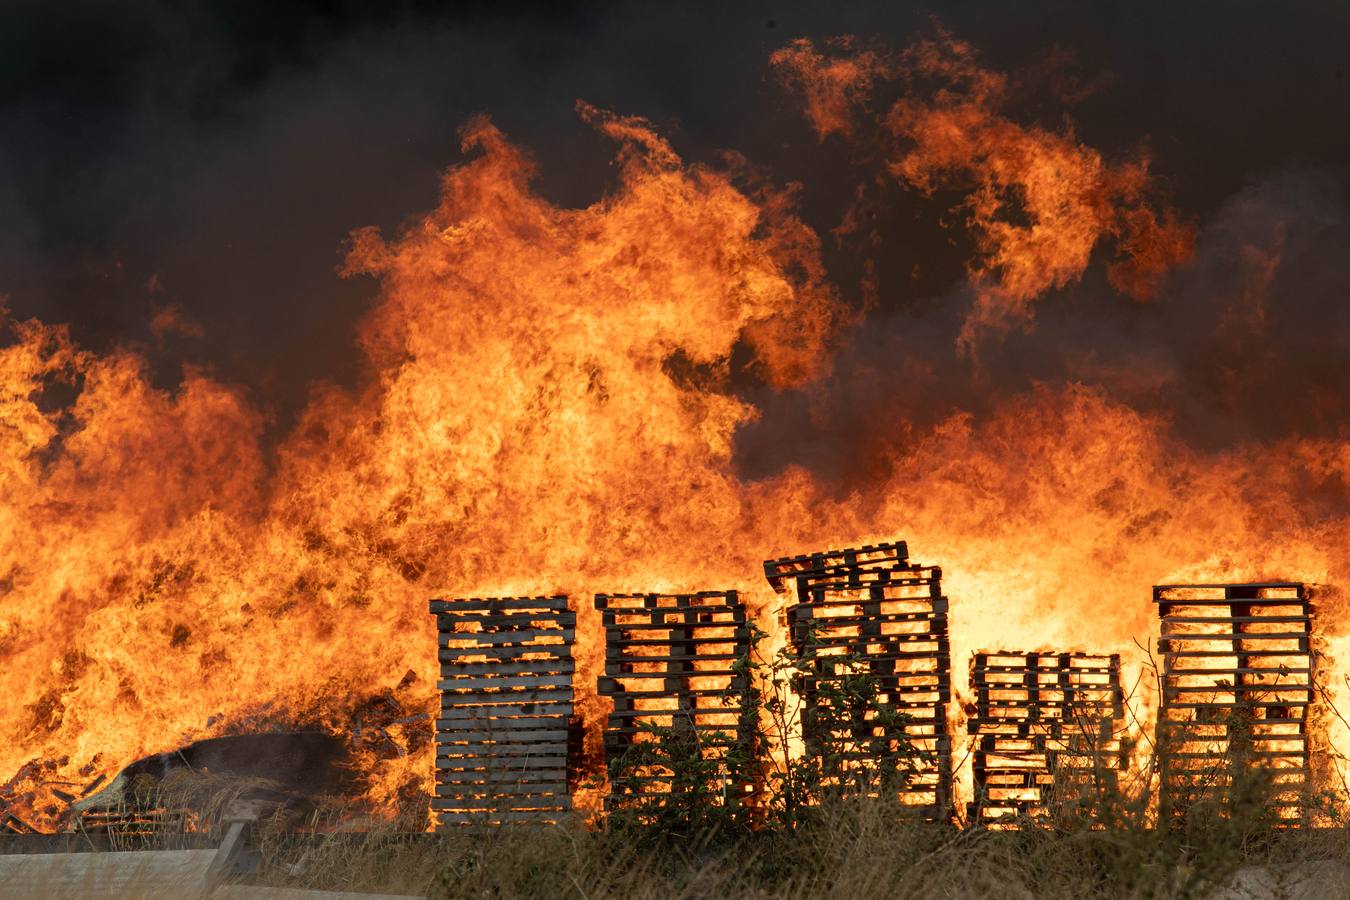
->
[769, 36, 892, 140]
[0, 100, 852, 830]
[772, 29, 1195, 353]
[1, 28, 1348, 831]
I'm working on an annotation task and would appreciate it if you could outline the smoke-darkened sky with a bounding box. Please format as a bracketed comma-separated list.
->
[4, 1, 1350, 476]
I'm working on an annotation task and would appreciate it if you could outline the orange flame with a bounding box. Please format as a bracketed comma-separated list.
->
[769, 36, 892, 141]
[772, 29, 1196, 352]
[0, 105, 852, 830]
[0, 31, 1346, 832]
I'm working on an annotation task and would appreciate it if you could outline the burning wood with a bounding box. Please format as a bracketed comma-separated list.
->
[3, 9, 1350, 852]
[966, 652, 1125, 826]
[69, 732, 357, 835]
[763, 541, 910, 600]
[1154, 583, 1315, 824]
[771, 544, 953, 818]
[430, 596, 576, 827]
[1, 812, 36, 835]
[595, 591, 756, 821]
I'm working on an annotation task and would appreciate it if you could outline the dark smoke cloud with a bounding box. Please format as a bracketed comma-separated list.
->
[3, 0, 1350, 461]
[1157, 171, 1350, 447]
[736, 167, 1350, 495]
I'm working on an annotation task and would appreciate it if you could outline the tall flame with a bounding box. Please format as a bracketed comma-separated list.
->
[0, 102, 856, 829]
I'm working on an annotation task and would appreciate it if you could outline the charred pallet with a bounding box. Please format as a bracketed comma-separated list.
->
[764, 541, 910, 602]
[72, 806, 190, 841]
[1153, 583, 1314, 825]
[772, 545, 952, 820]
[595, 591, 756, 823]
[967, 652, 1125, 826]
[0, 812, 37, 835]
[429, 596, 576, 828]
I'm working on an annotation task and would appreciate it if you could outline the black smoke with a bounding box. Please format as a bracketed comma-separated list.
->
[4, 0, 1350, 472]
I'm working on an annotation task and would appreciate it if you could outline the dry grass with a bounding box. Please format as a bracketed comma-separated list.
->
[242, 795, 1350, 900]
[40, 766, 1350, 898]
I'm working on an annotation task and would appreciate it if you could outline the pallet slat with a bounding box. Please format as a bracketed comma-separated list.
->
[1153, 582, 1314, 824]
[429, 595, 576, 828]
[967, 651, 1125, 827]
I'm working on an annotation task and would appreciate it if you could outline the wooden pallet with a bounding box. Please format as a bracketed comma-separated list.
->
[595, 591, 756, 819]
[73, 806, 189, 836]
[967, 652, 1125, 826]
[775, 548, 953, 819]
[1153, 583, 1314, 823]
[764, 541, 910, 601]
[429, 596, 576, 827]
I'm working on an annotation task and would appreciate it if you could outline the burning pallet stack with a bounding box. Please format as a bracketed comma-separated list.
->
[595, 591, 756, 822]
[765, 542, 953, 818]
[429, 596, 576, 827]
[967, 652, 1125, 826]
[1154, 582, 1314, 824]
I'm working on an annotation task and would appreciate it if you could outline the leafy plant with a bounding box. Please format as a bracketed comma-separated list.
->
[602, 656, 760, 839]
[748, 618, 927, 830]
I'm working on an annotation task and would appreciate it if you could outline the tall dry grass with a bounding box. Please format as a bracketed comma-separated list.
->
[49, 752, 1350, 898]
[245, 793, 1350, 899]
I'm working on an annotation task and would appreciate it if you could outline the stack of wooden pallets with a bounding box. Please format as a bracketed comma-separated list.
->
[765, 541, 952, 819]
[595, 591, 755, 821]
[967, 651, 1125, 826]
[429, 596, 575, 827]
[1154, 582, 1314, 824]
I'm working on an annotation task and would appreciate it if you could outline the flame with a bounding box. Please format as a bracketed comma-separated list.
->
[772, 29, 1196, 353]
[0, 104, 853, 830]
[0, 29, 1347, 832]
[769, 37, 892, 141]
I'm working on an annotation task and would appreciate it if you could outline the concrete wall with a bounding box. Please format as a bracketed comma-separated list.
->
[0, 820, 425, 900]
[0, 847, 217, 899]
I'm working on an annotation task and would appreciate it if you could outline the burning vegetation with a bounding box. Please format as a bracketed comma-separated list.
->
[2, 24, 1350, 841]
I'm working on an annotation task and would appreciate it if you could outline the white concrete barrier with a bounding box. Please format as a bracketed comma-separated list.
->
[0, 847, 218, 899]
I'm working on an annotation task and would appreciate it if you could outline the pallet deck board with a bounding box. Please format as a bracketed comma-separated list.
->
[966, 650, 1125, 826]
[1153, 582, 1314, 824]
[429, 595, 576, 828]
